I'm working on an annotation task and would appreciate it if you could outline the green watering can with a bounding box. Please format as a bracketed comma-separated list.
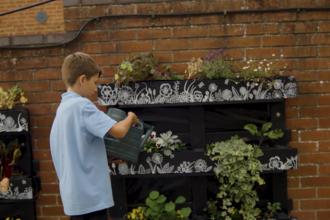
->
[104, 108, 154, 164]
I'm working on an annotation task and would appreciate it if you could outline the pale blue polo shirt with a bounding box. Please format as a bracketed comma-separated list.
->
[50, 91, 117, 215]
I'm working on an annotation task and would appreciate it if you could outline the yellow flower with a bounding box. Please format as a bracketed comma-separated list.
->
[16, 219, 21, 220]
[20, 96, 27, 103]
[139, 213, 143, 218]
[115, 74, 119, 80]
[177, 210, 181, 214]
[131, 213, 136, 219]
[6, 218, 10, 220]
[127, 214, 131, 219]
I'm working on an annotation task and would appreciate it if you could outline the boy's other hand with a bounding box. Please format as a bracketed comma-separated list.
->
[108, 157, 127, 164]
[128, 112, 138, 126]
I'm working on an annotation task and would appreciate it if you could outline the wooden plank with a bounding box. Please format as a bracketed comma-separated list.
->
[189, 106, 206, 151]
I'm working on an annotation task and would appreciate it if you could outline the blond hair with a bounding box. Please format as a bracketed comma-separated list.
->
[61, 52, 102, 87]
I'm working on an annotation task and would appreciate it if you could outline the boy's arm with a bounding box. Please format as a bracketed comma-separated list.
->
[107, 112, 138, 139]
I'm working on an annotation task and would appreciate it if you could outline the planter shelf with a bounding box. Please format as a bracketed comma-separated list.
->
[0, 176, 33, 200]
[0, 109, 29, 133]
[98, 76, 297, 107]
[109, 147, 297, 177]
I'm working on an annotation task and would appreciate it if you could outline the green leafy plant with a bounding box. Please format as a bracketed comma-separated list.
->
[141, 131, 186, 157]
[185, 57, 203, 79]
[198, 49, 234, 79]
[154, 65, 183, 81]
[244, 122, 284, 147]
[265, 202, 281, 218]
[127, 206, 146, 220]
[144, 191, 191, 220]
[206, 135, 265, 220]
[203, 200, 223, 220]
[0, 85, 28, 110]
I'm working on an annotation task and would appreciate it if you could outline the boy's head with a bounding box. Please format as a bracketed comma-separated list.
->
[62, 52, 102, 98]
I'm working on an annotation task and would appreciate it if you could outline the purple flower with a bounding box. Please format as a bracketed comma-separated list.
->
[223, 54, 227, 58]
[155, 67, 158, 70]
[164, 73, 168, 77]
[158, 73, 161, 77]
[220, 49, 223, 54]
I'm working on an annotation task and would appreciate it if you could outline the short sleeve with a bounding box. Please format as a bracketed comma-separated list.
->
[83, 102, 117, 139]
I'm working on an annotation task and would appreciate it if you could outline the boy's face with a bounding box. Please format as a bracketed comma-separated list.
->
[81, 74, 99, 98]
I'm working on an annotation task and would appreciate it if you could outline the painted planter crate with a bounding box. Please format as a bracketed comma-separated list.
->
[98, 76, 297, 106]
[0, 109, 29, 133]
[0, 176, 33, 200]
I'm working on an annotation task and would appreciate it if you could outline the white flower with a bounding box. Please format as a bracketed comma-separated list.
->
[20, 118, 27, 124]
[152, 153, 163, 164]
[270, 62, 273, 64]
[193, 91, 203, 102]
[273, 80, 283, 90]
[4, 117, 15, 127]
[118, 86, 133, 102]
[272, 54, 275, 57]
[239, 87, 248, 95]
[222, 89, 232, 101]
[209, 83, 218, 92]
[118, 164, 129, 175]
[267, 64, 270, 66]
[0, 114, 5, 120]
[160, 83, 173, 98]
[150, 131, 156, 140]
[194, 159, 207, 172]
[284, 83, 297, 98]
[254, 69, 257, 72]
[198, 82, 204, 88]
[269, 156, 283, 169]
[281, 54, 284, 57]
[156, 139, 165, 149]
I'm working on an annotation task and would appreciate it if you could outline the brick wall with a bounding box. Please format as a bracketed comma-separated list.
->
[0, 0, 64, 36]
[1, 0, 330, 219]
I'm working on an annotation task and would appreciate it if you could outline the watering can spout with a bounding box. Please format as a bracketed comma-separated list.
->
[139, 121, 154, 148]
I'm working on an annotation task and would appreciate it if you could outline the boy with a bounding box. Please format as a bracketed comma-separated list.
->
[50, 52, 138, 220]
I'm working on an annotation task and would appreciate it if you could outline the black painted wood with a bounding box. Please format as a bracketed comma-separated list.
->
[108, 177, 128, 218]
[272, 172, 289, 213]
[192, 176, 208, 215]
[189, 106, 206, 151]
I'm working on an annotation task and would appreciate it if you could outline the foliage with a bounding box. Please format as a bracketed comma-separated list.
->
[6, 218, 21, 220]
[153, 65, 183, 81]
[244, 122, 284, 147]
[127, 207, 147, 220]
[141, 131, 186, 157]
[238, 59, 276, 83]
[185, 57, 203, 79]
[0, 86, 28, 110]
[198, 49, 234, 79]
[265, 202, 281, 218]
[206, 136, 265, 220]
[143, 191, 191, 220]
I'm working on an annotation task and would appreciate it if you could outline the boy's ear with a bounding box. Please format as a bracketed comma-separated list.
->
[78, 75, 87, 85]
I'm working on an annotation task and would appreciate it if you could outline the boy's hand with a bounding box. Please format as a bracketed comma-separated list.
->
[128, 112, 138, 126]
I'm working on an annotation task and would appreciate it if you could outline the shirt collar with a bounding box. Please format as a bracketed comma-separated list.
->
[61, 92, 81, 102]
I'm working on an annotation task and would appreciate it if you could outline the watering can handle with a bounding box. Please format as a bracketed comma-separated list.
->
[139, 121, 154, 149]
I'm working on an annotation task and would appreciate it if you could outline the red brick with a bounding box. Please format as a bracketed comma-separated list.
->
[168, 63, 187, 74]
[284, 22, 317, 34]
[246, 24, 280, 35]
[52, 103, 60, 114]
[191, 39, 225, 50]
[172, 1, 207, 13]
[36, 195, 57, 206]
[99, 18, 117, 30]
[155, 52, 172, 63]
[318, 188, 330, 198]
[110, 54, 128, 65]
[300, 153, 330, 164]
[299, 83, 330, 94]
[318, 210, 330, 220]
[173, 27, 207, 38]
[101, 66, 116, 77]
[100, 43, 117, 53]
[0, 82, 16, 90]
[110, 30, 136, 41]
[227, 37, 260, 48]
[288, 211, 315, 220]
[31, 48, 65, 56]
[320, 165, 330, 175]
[118, 17, 153, 28]
[83, 43, 100, 54]
[51, 80, 66, 91]
[109, 4, 135, 15]
[34, 150, 52, 160]
[36, 116, 55, 127]
[318, 46, 330, 57]
[0, 70, 32, 81]
[282, 0, 316, 7]
[297, 34, 330, 45]
[226, 13, 260, 23]
[64, 44, 82, 55]
[318, 0, 330, 6]
[42, 206, 65, 216]
[36, 138, 50, 149]
[49, 57, 65, 68]
[288, 142, 317, 153]
[32, 127, 51, 138]
[209, 25, 244, 36]
[320, 118, 330, 128]
[190, 15, 224, 25]
[299, 59, 330, 70]
[76, 31, 109, 42]
[137, 28, 171, 39]
[285, 107, 298, 118]
[285, 95, 317, 106]
[0, 50, 12, 58]
[0, 60, 14, 70]
[301, 130, 330, 141]
[262, 36, 296, 47]
[262, 11, 296, 22]
[319, 21, 330, 33]
[286, 119, 317, 129]
[154, 16, 189, 27]
[41, 183, 60, 194]
[301, 199, 330, 210]
[319, 71, 330, 80]
[245, 0, 280, 9]
[173, 51, 208, 62]
[90, 6, 107, 17]
[155, 39, 189, 51]
[39, 161, 56, 172]
[288, 165, 317, 176]
[283, 71, 317, 82]
[64, 20, 80, 31]
[288, 188, 316, 199]
[33, 69, 61, 80]
[63, 7, 90, 19]
[118, 41, 153, 52]
[246, 48, 281, 60]
[18, 81, 50, 92]
[16, 58, 48, 69]
[302, 177, 330, 187]
[319, 95, 330, 105]
[209, 0, 243, 11]
[90, 55, 109, 65]
[288, 177, 299, 188]
[35, 92, 62, 103]
[299, 11, 330, 21]
[136, 3, 171, 14]
[23, 104, 52, 116]
[282, 47, 316, 58]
